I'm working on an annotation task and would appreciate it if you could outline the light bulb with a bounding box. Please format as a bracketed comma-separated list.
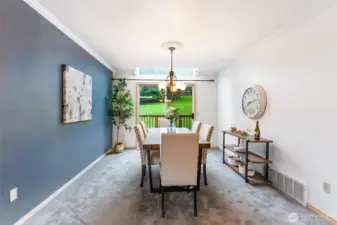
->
[176, 82, 186, 91]
[180, 83, 186, 91]
[158, 83, 167, 91]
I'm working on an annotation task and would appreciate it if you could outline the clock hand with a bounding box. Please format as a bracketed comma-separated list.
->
[247, 99, 257, 106]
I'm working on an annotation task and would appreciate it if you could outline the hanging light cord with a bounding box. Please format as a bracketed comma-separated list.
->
[169, 47, 175, 72]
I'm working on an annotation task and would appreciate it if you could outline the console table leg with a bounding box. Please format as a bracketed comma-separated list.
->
[245, 141, 249, 183]
[265, 143, 269, 180]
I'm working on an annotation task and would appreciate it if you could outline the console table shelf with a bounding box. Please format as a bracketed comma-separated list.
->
[222, 130, 273, 185]
[224, 161, 272, 185]
[225, 144, 272, 164]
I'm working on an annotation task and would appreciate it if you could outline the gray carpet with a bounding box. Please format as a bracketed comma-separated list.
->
[25, 150, 332, 225]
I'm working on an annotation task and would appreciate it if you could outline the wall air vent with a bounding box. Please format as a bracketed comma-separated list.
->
[269, 168, 307, 206]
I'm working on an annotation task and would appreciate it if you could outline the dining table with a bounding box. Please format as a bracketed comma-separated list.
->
[143, 127, 211, 193]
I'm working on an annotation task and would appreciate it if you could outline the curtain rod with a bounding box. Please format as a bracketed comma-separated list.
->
[111, 78, 214, 82]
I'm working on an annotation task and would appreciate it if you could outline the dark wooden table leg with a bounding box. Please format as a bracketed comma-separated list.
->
[147, 149, 153, 192]
[265, 143, 269, 180]
[222, 132, 225, 163]
[197, 147, 202, 190]
[245, 141, 249, 183]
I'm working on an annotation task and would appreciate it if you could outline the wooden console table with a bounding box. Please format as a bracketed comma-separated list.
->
[222, 130, 273, 185]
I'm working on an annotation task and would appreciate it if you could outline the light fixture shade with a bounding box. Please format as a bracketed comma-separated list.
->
[176, 82, 186, 91]
[158, 82, 167, 91]
[161, 41, 183, 50]
[181, 83, 186, 91]
[175, 82, 181, 90]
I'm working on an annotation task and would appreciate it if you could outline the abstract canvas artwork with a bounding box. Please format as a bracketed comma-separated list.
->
[62, 65, 92, 123]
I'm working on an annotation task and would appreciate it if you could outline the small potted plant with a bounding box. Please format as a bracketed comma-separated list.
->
[165, 106, 180, 127]
[107, 79, 134, 154]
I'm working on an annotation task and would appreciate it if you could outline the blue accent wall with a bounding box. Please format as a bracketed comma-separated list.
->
[0, 0, 112, 224]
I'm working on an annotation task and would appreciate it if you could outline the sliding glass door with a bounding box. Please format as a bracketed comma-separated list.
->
[137, 83, 195, 129]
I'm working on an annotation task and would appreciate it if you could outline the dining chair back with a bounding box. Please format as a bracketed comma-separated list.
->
[160, 133, 199, 217]
[159, 118, 170, 127]
[160, 133, 199, 186]
[191, 121, 201, 134]
[200, 124, 214, 142]
[139, 121, 147, 137]
[199, 123, 214, 185]
[134, 124, 146, 162]
[134, 124, 147, 187]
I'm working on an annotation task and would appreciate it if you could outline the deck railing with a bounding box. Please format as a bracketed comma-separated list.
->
[139, 115, 193, 129]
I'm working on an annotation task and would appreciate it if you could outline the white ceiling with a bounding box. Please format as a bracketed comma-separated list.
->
[36, 0, 324, 75]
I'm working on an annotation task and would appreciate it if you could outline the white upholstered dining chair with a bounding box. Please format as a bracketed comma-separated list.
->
[139, 121, 147, 137]
[134, 124, 160, 187]
[191, 120, 201, 134]
[160, 133, 199, 217]
[159, 118, 170, 127]
[199, 124, 214, 185]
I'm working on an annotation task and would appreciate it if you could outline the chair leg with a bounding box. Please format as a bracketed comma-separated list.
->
[194, 186, 198, 217]
[143, 164, 147, 176]
[140, 165, 146, 187]
[161, 187, 165, 218]
[203, 164, 208, 185]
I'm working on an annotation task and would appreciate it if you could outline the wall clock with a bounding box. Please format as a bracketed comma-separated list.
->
[242, 85, 267, 119]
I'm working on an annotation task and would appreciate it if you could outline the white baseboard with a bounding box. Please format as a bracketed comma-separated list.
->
[14, 153, 105, 225]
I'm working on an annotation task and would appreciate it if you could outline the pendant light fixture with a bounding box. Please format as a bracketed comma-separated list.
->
[158, 41, 186, 94]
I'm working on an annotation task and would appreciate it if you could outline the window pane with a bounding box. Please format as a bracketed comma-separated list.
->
[138, 67, 195, 76]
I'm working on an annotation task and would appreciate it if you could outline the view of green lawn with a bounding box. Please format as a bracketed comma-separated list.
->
[140, 96, 192, 115]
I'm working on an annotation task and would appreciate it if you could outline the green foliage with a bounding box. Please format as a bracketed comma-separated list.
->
[165, 106, 180, 121]
[107, 79, 134, 144]
[139, 86, 192, 104]
[140, 96, 192, 115]
[139, 86, 163, 104]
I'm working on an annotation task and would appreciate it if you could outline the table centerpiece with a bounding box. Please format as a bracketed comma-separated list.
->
[165, 106, 180, 128]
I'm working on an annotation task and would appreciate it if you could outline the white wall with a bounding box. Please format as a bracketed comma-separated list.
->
[195, 81, 217, 147]
[217, 2, 337, 220]
[113, 72, 218, 148]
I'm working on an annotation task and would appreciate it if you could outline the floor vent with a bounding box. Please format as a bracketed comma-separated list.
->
[269, 168, 307, 206]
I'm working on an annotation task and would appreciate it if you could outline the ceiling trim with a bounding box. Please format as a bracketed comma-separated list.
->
[23, 0, 115, 74]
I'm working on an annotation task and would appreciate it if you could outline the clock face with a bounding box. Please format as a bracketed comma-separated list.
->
[242, 85, 267, 119]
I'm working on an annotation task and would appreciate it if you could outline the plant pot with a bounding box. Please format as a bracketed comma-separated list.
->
[113, 143, 124, 153]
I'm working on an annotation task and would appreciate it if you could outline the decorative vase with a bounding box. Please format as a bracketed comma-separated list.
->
[169, 119, 174, 127]
[113, 143, 124, 153]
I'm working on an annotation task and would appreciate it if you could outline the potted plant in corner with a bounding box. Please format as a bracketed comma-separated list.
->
[107, 78, 134, 154]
